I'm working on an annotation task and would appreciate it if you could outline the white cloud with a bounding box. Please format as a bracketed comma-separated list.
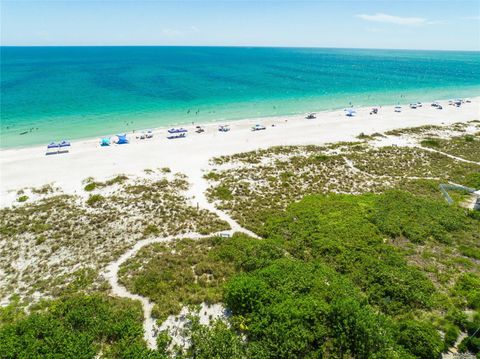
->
[462, 16, 480, 21]
[356, 13, 431, 26]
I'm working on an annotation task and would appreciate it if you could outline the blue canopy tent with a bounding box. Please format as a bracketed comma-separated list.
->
[59, 140, 71, 147]
[116, 134, 129, 144]
[100, 138, 111, 146]
[168, 128, 187, 134]
[47, 142, 59, 149]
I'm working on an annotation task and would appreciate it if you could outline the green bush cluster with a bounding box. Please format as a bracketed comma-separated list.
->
[118, 190, 480, 357]
[370, 190, 466, 244]
[224, 259, 441, 358]
[0, 294, 165, 359]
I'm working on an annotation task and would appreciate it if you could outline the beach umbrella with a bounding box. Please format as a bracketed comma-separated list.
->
[116, 134, 129, 144]
[344, 108, 356, 116]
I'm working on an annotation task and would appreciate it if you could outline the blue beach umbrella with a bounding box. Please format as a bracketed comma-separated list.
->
[116, 134, 129, 144]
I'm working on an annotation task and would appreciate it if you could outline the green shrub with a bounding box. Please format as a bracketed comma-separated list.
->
[84, 182, 96, 191]
[396, 320, 443, 359]
[443, 324, 460, 351]
[186, 316, 245, 359]
[421, 138, 441, 147]
[328, 298, 396, 358]
[458, 245, 480, 260]
[86, 194, 104, 206]
[0, 294, 155, 358]
[224, 259, 410, 358]
[458, 313, 480, 354]
[105, 175, 128, 186]
[264, 193, 436, 314]
[370, 190, 466, 244]
[453, 273, 480, 309]
[17, 195, 28, 203]
[464, 172, 480, 189]
[203, 171, 221, 181]
[212, 186, 233, 201]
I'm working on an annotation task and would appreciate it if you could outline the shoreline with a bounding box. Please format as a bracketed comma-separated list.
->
[1, 95, 478, 152]
[2, 90, 479, 150]
[1, 97, 479, 207]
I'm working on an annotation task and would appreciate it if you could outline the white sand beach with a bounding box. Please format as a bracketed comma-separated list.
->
[1, 98, 479, 207]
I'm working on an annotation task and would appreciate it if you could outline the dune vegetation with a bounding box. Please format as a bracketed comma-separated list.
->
[0, 171, 229, 304]
[1, 122, 479, 358]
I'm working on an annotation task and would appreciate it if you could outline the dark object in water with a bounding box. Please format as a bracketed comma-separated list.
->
[19, 131, 28, 135]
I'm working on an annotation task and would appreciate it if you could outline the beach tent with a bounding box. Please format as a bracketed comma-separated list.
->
[168, 128, 187, 134]
[344, 108, 356, 117]
[101, 138, 111, 146]
[117, 134, 129, 144]
[47, 142, 59, 149]
[59, 140, 71, 147]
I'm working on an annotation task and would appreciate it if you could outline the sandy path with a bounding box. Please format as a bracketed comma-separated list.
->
[102, 172, 258, 349]
[417, 146, 480, 166]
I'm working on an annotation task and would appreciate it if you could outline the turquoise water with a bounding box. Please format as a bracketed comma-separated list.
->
[1, 46, 479, 148]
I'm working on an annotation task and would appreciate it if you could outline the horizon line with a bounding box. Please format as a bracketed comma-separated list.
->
[1, 44, 479, 52]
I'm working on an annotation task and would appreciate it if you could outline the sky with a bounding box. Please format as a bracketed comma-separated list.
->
[1, 0, 479, 50]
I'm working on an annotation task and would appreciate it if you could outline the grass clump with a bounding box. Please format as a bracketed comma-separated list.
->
[211, 186, 233, 201]
[143, 224, 160, 237]
[84, 182, 97, 191]
[86, 194, 105, 206]
[203, 171, 222, 181]
[31, 184, 54, 195]
[421, 138, 441, 147]
[84, 175, 129, 191]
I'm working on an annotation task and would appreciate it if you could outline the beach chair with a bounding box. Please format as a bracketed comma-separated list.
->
[46, 142, 59, 156]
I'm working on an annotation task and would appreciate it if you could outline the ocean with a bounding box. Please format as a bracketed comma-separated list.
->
[1, 46, 479, 148]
